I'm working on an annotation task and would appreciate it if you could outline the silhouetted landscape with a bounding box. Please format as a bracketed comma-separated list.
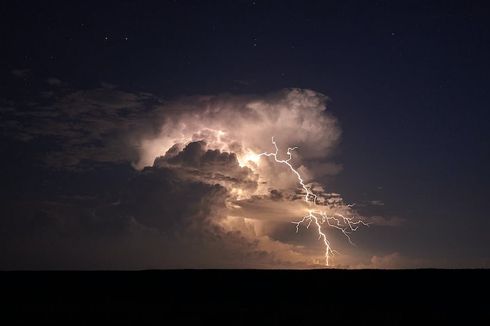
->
[2, 269, 488, 323]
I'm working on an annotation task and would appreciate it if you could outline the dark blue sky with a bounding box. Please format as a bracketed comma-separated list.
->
[1, 1, 489, 268]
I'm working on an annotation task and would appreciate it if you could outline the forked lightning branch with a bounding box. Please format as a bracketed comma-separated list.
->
[254, 137, 369, 266]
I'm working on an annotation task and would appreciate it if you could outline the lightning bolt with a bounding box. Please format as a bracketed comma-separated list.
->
[257, 137, 368, 266]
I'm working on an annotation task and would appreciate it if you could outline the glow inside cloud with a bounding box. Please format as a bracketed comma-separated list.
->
[132, 88, 367, 267]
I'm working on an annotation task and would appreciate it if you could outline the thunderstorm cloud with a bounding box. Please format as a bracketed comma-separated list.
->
[0, 87, 396, 269]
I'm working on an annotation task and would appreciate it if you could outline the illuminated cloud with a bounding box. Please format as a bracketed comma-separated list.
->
[130, 88, 365, 266]
[134, 88, 340, 173]
[0, 87, 392, 268]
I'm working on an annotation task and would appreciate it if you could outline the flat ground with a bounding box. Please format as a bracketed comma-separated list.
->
[1, 270, 488, 323]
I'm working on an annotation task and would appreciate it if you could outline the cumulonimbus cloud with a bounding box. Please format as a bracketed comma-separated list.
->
[1, 87, 388, 268]
[129, 88, 366, 267]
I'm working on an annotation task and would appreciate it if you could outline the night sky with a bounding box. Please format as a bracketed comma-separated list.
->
[1, 1, 489, 269]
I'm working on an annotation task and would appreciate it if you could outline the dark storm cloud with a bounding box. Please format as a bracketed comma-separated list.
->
[110, 161, 307, 268]
[0, 86, 161, 168]
[118, 165, 228, 231]
[0, 142, 309, 269]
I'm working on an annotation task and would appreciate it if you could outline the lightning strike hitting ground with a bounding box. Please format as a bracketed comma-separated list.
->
[257, 137, 369, 266]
